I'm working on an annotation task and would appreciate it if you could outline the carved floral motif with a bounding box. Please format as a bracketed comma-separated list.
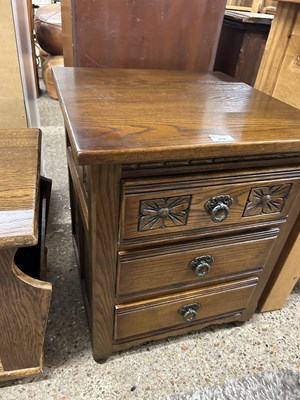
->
[138, 195, 191, 231]
[243, 184, 291, 217]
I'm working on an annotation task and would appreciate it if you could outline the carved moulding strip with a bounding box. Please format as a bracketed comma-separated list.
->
[138, 195, 192, 231]
[243, 184, 292, 217]
[122, 152, 300, 171]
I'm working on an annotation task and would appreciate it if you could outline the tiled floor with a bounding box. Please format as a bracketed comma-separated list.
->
[0, 83, 299, 400]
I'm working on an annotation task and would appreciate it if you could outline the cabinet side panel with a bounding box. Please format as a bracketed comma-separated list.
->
[88, 164, 121, 360]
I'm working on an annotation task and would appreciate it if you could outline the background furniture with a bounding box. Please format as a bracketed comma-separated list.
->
[34, 3, 63, 99]
[61, 0, 227, 69]
[26, 0, 39, 97]
[259, 213, 300, 310]
[214, 10, 273, 86]
[226, 0, 278, 13]
[0, 129, 52, 381]
[255, 0, 300, 311]
[255, 0, 300, 109]
[261, 0, 278, 13]
[226, 0, 262, 12]
[54, 67, 300, 361]
[34, 3, 63, 56]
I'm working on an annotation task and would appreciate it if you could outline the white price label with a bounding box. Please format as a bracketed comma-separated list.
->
[209, 135, 235, 143]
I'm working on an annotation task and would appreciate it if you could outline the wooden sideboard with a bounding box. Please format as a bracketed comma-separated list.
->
[0, 129, 52, 380]
[214, 11, 273, 86]
[53, 67, 300, 361]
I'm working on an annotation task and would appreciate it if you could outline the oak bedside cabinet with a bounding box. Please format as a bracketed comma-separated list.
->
[53, 68, 300, 362]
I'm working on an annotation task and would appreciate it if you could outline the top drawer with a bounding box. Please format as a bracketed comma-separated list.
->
[120, 168, 300, 244]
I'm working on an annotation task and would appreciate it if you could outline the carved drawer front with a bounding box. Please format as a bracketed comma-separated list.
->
[121, 173, 300, 243]
[114, 277, 258, 342]
[116, 229, 278, 300]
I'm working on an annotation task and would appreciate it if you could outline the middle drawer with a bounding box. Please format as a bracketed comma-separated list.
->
[116, 229, 278, 300]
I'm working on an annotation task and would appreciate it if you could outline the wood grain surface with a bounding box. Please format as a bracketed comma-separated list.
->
[0, 129, 40, 247]
[272, 8, 300, 110]
[55, 64, 300, 359]
[214, 13, 271, 86]
[88, 164, 121, 361]
[117, 230, 277, 300]
[53, 68, 300, 164]
[279, 0, 300, 3]
[227, 0, 253, 7]
[255, 1, 299, 97]
[61, 0, 74, 67]
[0, 248, 51, 372]
[70, 0, 226, 71]
[0, 363, 42, 382]
[121, 171, 300, 242]
[115, 277, 258, 342]
[0, 128, 52, 379]
[259, 209, 300, 311]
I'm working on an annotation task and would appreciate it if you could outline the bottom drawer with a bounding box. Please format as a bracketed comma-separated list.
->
[114, 277, 258, 342]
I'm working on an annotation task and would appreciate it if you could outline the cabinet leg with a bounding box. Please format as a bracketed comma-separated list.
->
[0, 248, 52, 377]
[94, 356, 109, 364]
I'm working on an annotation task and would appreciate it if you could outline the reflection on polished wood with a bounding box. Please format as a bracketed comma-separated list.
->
[53, 68, 300, 165]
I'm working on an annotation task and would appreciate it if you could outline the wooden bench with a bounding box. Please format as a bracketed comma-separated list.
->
[0, 129, 52, 381]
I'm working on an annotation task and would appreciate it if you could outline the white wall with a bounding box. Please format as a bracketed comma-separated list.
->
[11, 0, 40, 129]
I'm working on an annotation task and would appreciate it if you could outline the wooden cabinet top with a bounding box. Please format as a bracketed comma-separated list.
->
[0, 129, 40, 248]
[53, 67, 300, 165]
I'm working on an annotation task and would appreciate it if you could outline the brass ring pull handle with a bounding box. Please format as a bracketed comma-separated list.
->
[179, 303, 200, 322]
[205, 195, 233, 223]
[189, 255, 214, 277]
